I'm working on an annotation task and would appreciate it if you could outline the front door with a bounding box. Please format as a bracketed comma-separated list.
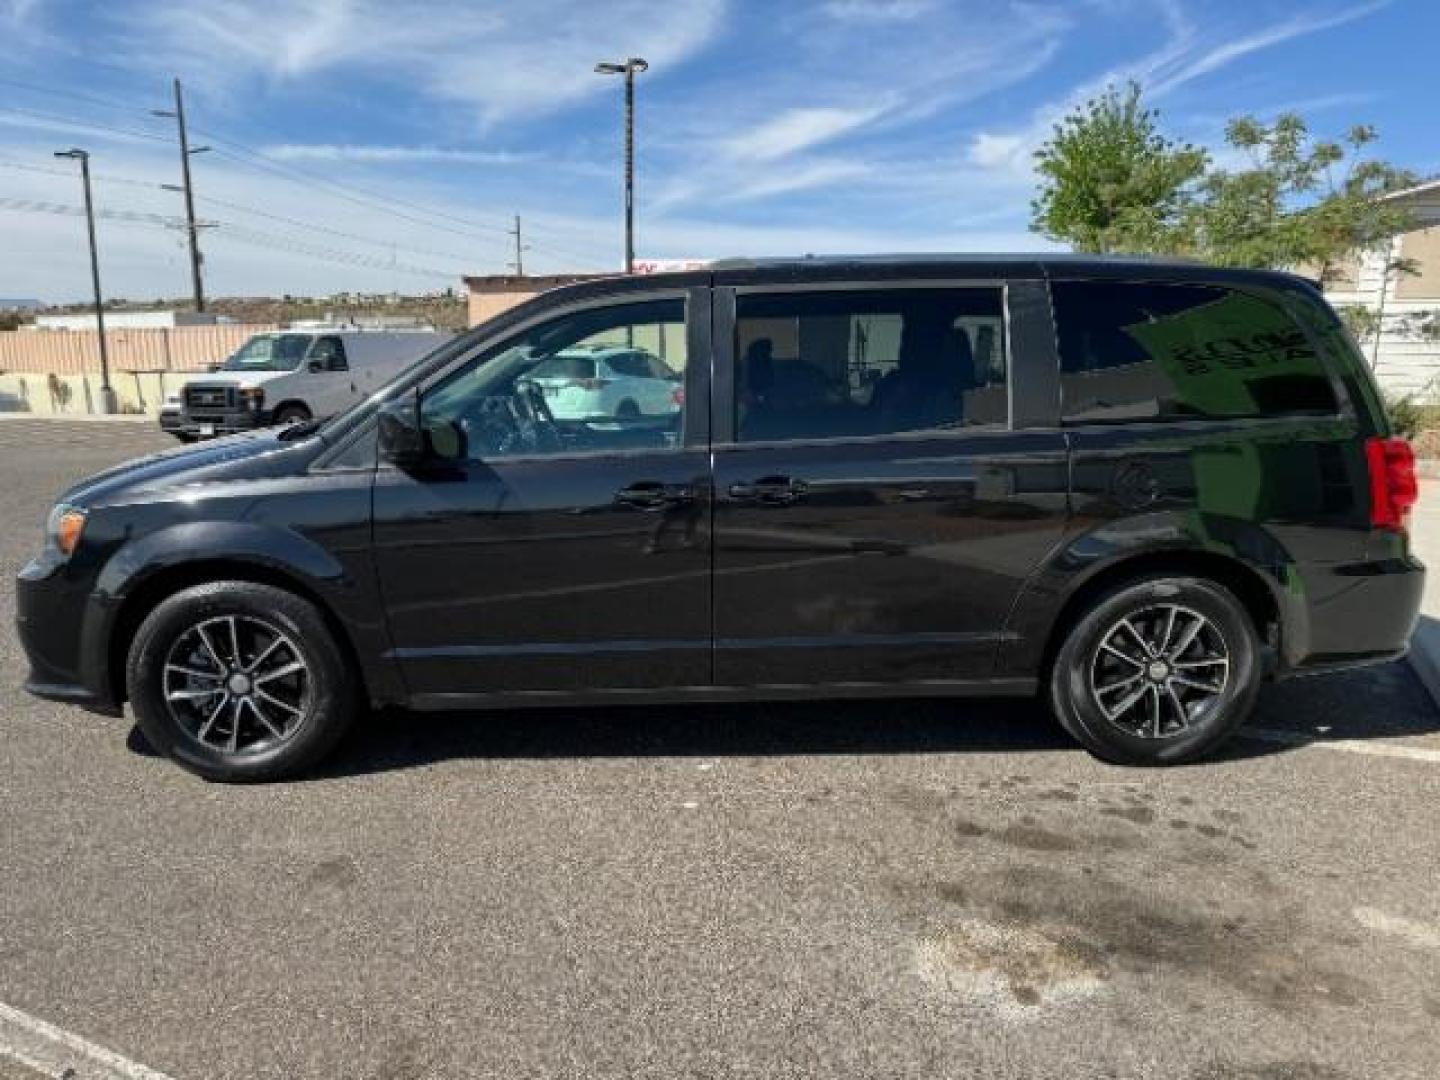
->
[371, 292, 712, 703]
[709, 281, 1069, 687]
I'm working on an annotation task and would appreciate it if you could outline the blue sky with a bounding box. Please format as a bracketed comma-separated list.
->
[1, 0, 1436, 302]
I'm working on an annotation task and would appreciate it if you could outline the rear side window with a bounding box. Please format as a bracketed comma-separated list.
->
[531, 353, 596, 380]
[1053, 281, 1339, 424]
[734, 287, 1008, 443]
[605, 352, 655, 378]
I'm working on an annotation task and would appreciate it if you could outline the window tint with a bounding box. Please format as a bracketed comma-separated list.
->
[734, 288, 1008, 443]
[1053, 281, 1338, 424]
[309, 336, 348, 372]
[421, 299, 687, 462]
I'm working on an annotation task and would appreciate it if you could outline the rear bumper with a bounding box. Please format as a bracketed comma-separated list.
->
[1279, 552, 1425, 676]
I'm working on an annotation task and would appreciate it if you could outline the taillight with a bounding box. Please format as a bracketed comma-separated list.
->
[671, 387, 685, 406]
[1365, 436, 1418, 531]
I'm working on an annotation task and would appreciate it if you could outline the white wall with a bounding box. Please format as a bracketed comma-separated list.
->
[1323, 188, 1440, 397]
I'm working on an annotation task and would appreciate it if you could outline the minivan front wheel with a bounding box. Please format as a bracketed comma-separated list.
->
[1049, 576, 1261, 766]
[126, 581, 356, 781]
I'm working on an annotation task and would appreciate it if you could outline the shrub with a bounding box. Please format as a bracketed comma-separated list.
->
[1384, 390, 1440, 440]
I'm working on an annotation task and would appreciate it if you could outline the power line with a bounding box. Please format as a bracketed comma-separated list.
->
[0, 104, 173, 145]
[0, 80, 616, 272]
[0, 85, 516, 250]
[0, 196, 460, 280]
[0, 75, 163, 121]
[196, 134, 517, 242]
[0, 159, 483, 263]
[192, 192, 481, 265]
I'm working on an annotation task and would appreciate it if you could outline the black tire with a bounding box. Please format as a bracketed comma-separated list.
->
[272, 403, 312, 426]
[615, 399, 640, 420]
[1048, 575, 1261, 767]
[126, 581, 356, 782]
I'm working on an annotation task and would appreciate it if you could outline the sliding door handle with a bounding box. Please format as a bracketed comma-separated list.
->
[728, 475, 808, 505]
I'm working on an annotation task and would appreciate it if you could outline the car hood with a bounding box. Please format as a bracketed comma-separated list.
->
[58, 427, 313, 508]
[183, 372, 271, 389]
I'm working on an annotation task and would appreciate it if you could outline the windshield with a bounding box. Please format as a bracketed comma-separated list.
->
[221, 334, 312, 372]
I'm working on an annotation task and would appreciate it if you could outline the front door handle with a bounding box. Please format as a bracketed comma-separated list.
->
[615, 481, 694, 512]
[728, 475, 808, 505]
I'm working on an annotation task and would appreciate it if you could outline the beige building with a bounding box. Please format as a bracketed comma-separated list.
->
[1322, 177, 1440, 395]
[464, 274, 608, 328]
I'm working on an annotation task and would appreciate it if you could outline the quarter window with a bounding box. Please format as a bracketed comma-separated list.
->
[734, 288, 1008, 443]
[1053, 281, 1339, 424]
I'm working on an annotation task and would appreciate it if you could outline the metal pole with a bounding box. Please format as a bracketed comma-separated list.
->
[624, 67, 635, 275]
[76, 154, 116, 414]
[173, 78, 206, 312]
[511, 214, 524, 276]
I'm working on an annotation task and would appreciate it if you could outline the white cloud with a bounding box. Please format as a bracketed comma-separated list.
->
[967, 133, 1027, 171]
[1149, 1, 1392, 97]
[963, 0, 1390, 190]
[721, 106, 890, 164]
[106, 0, 729, 127]
[820, 0, 940, 20]
[3, 0, 43, 20]
[263, 144, 530, 166]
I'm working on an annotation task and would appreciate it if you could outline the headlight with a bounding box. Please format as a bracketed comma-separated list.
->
[47, 504, 87, 557]
[239, 387, 265, 410]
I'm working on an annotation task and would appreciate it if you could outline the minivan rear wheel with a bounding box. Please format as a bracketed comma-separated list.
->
[1048, 576, 1261, 766]
[126, 581, 356, 782]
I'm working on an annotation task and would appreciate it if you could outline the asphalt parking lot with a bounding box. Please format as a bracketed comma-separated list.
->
[2, 419, 1439, 1080]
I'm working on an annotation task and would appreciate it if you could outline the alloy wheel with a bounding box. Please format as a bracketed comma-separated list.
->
[161, 614, 311, 753]
[1088, 604, 1230, 740]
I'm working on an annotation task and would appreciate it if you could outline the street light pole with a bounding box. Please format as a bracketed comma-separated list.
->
[153, 78, 210, 312]
[595, 57, 648, 274]
[54, 148, 116, 415]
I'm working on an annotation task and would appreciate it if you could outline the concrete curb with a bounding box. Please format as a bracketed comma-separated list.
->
[1407, 478, 1440, 709]
[1407, 617, 1440, 708]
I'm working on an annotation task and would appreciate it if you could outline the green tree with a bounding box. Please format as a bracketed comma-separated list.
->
[1183, 115, 1417, 281]
[1031, 82, 1209, 254]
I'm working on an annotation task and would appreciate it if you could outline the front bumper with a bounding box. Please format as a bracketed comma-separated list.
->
[170, 408, 269, 438]
[16, 553, 122, 717]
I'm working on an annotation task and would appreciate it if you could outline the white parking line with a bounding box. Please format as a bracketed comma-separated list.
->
[0, 1001, 177, 1080]
[1240, 726, 1440, 764]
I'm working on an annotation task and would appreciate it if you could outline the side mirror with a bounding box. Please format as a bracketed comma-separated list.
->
[377, 391, 427, 468]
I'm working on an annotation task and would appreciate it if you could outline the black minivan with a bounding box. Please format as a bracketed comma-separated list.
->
[16, 256, 1424, 780]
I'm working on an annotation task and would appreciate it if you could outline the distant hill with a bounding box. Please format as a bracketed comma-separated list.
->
[21, 293, 468, 331]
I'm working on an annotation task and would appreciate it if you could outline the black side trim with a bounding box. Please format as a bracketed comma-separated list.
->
[409, 677, 1038, 711]
[389, 630, 1012, 660]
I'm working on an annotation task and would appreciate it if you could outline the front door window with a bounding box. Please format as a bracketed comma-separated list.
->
[421, 300, 687, 461]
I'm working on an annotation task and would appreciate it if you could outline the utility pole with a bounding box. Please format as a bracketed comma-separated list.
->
[595, 57, 648, 273]
[508, 214, 527, 276]
[153, 78, 210, 312]
[54, 148, 116, 415]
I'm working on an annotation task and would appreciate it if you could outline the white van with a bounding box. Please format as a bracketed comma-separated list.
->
[161, 328, 450, 440]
